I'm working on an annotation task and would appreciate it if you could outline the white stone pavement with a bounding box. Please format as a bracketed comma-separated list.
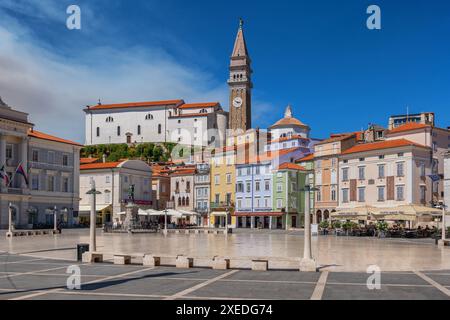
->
[1, 229, 449, 272]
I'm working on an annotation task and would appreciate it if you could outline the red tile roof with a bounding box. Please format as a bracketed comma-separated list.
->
[28, 130, 82, 146]
[341, 139, 428, 155]
[85, 100, 184, 111]
[177, 102, 219, 109]
[315, 133, 356, 145]
[277, 162, 306, 171]
[269, 117, 309, 129]
[80, 157, 99, 164]
[169, 113, 209, 118]
[388, 122, 430, 134]
[295, 153, 314, 162]
[80, 162, 123, 170]
[170, 168, 196, 176]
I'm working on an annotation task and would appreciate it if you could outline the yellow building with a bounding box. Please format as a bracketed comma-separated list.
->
[210, 146, 237, 227]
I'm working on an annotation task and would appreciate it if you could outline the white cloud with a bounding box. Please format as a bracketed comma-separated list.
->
[0, 18, 228, 144]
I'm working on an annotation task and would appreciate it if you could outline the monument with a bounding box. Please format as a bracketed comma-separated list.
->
[123, 184, 140, 233]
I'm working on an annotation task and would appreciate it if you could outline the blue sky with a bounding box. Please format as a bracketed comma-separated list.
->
[0, 0, 449, 143]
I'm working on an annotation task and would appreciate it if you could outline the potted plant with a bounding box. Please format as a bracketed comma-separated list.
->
[319, 220, 329, 235]
[376, 221, 389, 238]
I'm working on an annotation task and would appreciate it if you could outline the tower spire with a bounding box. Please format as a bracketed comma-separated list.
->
[232, 18, 249, 58]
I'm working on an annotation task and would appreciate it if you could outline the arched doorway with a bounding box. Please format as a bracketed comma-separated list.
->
[324, 210, 330, 221]
[316, 210, 322, 223]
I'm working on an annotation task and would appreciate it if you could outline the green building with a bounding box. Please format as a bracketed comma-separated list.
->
[272, 163, 308, 229]
[295, 154, 316, 225]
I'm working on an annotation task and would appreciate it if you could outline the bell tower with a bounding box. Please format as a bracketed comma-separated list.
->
[228, 18, 252, 134]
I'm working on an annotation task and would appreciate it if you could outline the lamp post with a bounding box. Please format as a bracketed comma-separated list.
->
[86, 179, 101, 252]
[225, 207, 229, 234]
[438, 201, 447, 246]
[6, 202, 13, 237]
[300, 185, 318, 272]
[53, 205, 58, 233]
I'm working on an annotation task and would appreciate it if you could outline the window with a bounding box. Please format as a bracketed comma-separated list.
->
[186, 181, 191, 191]
[358, 167, 365, 180]
[265, 180, 270, 191]
[331, 188, 337, 201]
[358, 187, 365, 202]
[237, 182, 244, 193]
[398, 153, 404, 157]
[62, 177, 69, 193]
[246, 168, 251, 175]
[226, 173, 231, 184]
[48, 152, 55, 164]
[106, 176, 110, 183]
[62, 154, 69, 166]
[117, 126, 121, 136]
[342, 168, 349, 181]
[32, 150, 39, 162]
[145, 114, 153, 120]
[214, 175, 220, 185]
[378, 165, 385, 179]
[246, 182, 251, 193]
[47, 176, 55, 192]
[359, 158, 365, 162]
[316, 188, 322, 201]
[158, 124, 162, 134]
[255, 181, 260, 191]
[378, 186, 385, 201]
[31, 175, 39, 191]
[277, 183, 283, 192]
[276, 199, 283, 209]
[255, 197, 261, 208]
[379, 155, 385, 160]
[420, 186, 426, 203]
[106, 116, 114, 123]
[237, 198, 242, 209]
[419, 162, 426, 177]
[6, 145, 12, 159]
[342, 189, 349, 203]
[255, 166, 260, 175]
[397, 162, 404, 177]
[96, 127, 100, 137]
[264, 197, 270, 208]
[215, 194, 220, 204]
[137, 125, 141, 135]
[226, 193, 232, 205]
[396, 186, 405, 201]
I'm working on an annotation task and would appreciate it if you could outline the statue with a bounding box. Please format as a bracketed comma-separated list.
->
[128, 184, 135, 203]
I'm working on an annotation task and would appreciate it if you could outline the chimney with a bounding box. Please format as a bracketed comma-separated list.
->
[102, 154, 107, 163]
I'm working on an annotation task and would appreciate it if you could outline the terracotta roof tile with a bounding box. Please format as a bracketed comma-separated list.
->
[177, 102, 219, 109]
[277, 162, 306, 171]
[295, 153, 314, 162]
[28, 130, 82, 147]
[269, 117, 309, 129]
[80, 157, 99, 164]
[80, 162, 123, 170]
[388, 122, 430, 134]
[341, 139, 429, 155]
[85, 99, 184, 111]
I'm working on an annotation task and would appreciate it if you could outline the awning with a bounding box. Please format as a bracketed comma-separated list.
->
[332, 206, 375, 220]
[371, 205, 442, 220]
[211, 211, 228, 217]
[78, 204, 111, 212]
[232, 212, 285, 217]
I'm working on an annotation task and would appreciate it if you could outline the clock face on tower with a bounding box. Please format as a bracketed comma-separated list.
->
[233, 97, 243, 108]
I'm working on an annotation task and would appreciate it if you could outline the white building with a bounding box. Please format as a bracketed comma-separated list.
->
[445, 152, 450, 224]
[79, 160, 152, 224]
[0, 98, 82, 229]
[84, 100, 228, 148]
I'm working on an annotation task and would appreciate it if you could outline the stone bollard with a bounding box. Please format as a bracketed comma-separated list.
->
[143, 255, 161, 267]
[212, 257, 230, 270]
[82, 252, 103, 263]
[251, 260, 268, 271]
[176, 256, 193, 269]
[113, 255, 131, 265]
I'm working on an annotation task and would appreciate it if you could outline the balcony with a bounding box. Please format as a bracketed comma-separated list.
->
[210, 202, 234, 211]
[195, 207, 209, 214]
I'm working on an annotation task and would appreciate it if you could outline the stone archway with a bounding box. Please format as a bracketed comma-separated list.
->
[324, 210, 330, 221]
[316, 210, 322, 223]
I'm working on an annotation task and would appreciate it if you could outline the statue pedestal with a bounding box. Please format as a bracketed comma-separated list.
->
[124, 203, 139, 233]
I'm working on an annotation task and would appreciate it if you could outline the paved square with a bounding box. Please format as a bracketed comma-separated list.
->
[0, 253, 448, 300]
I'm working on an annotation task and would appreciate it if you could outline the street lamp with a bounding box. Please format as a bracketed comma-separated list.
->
[300, 185, 318, 272]
[86, 178, 101, 252]
[437, 201, 448, 246]
[6, 202, 13, 238]
[53, 205, 58, 233]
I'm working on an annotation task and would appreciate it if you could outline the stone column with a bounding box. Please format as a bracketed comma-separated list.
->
[269, 216, 273, 230]
[300, 188, 316, 271]
[0, 134, 6, 192]
[250, 216, 254, 229]
[20, 137, 28, 189]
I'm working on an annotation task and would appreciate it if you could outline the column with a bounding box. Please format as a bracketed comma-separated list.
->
[269, 216, 273, 230]
[0, 134, 6, 193]
[20, 137, 28, 189]
[242, 216, 246, 228]
[250, 216, 254, 229]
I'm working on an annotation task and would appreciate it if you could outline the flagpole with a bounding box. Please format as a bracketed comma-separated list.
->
[7, 161, 22, 189]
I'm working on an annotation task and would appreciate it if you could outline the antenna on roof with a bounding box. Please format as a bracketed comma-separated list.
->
[406, 105, 409, 123]
[98, 99, 102, 106]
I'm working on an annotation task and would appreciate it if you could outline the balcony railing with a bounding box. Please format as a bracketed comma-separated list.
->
[210, 202, 234, 210]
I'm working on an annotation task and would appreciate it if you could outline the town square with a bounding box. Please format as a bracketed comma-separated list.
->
[0, 0, 449, 307]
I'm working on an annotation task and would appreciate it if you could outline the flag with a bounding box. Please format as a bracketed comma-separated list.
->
[15, 164, 28, 186]
[0, 165, 9, 185]
[428, 174, 441, 182]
